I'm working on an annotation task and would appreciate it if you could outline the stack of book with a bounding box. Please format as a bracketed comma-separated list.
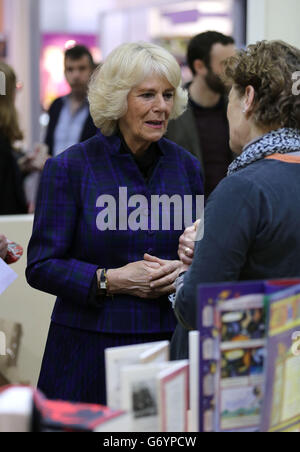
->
[1, 278, 299, 432]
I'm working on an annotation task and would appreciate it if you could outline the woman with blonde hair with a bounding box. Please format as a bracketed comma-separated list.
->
[0, 62, 27, 214]
[26, 42, 204, 404]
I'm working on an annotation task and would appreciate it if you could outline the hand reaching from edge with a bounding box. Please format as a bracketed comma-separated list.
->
[178, 219, 201, 265]
[0, 234, 8, 260]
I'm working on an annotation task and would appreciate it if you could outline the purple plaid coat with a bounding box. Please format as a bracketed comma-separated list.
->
[26, 131, 204, 334]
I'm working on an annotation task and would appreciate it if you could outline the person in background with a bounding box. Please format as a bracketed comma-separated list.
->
[26, 41, 204, 405]
[0, 62, 48, 215]
[45, 45, 97, 157]
[166, 31, 236, 198]
[0, 62, 27, 215]
[161, 40, 300, 360]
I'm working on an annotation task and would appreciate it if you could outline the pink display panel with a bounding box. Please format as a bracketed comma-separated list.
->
[41, 33, 101, 110]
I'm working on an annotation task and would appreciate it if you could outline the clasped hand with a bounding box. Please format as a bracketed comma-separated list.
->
[107, 220, 200, 299]
[109, 255, 187, 299]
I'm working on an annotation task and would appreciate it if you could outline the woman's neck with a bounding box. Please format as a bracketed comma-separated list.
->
[118, 128, 150, 157]
[242, 124, 276, 152]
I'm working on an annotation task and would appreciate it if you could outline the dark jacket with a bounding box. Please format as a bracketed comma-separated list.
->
[171, 155, 300, 359]
[45, 97, 97, 156]
[26, 131, 204, 334]
[0, 134, 27, 215]
[166, 104, 204, 168]
[166, 96, 233, 181]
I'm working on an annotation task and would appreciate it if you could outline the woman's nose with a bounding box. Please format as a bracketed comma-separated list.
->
[153, 95, 168, 111]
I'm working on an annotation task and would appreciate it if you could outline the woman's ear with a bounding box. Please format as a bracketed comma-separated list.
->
[243, 85, 255, 114]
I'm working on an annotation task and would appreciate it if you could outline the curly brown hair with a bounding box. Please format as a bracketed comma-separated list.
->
[223, 40, 300, 130]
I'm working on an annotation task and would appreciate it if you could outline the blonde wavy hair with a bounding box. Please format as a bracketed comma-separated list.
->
[88, 42, 188, 136]
[0, 62, 23, 144]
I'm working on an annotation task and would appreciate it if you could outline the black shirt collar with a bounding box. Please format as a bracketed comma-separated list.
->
[117, 130, 162, 182]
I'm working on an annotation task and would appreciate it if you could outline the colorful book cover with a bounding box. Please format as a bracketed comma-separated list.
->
[197, 279, 300, 433]
[197, 281, 266, 432]
[261, 284, 300, 432]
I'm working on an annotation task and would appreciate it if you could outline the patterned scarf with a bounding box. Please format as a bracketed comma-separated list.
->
[227, 128, 300, 175]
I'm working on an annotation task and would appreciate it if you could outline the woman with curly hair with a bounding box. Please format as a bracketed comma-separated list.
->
[162, 40, 300, 359]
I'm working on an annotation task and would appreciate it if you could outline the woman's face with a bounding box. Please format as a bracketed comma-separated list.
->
[118, 73, 175, 154]
[227, 86, 250, 155]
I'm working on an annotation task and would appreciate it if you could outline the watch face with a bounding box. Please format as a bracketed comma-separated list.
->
[100, 269, 107, 290]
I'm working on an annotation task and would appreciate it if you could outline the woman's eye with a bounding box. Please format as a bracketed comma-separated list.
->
[140, 92, 174, 100]
[141, 92, 154, 99]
